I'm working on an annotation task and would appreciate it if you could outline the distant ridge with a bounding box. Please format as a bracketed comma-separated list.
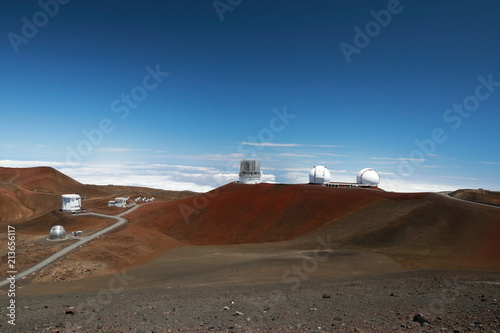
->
[449, 189, 500, 207]
[0, 166, 106, 222]
[0, 166, 197, 223]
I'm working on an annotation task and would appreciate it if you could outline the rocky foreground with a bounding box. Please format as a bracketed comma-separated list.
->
[2, 270, 499, 333]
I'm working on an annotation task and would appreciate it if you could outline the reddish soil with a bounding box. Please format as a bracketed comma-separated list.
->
[1, 167, 500, 332]
[0, 166, 103, 223]
[1, 167, 499, 288]
[15, 211, 115, 235]
[450, 188, 500, 206]
[0, 167, 197, 282]
[124, 183, 499, 271]
[0, 166, 197, 223]
[128, 183, 403, 245]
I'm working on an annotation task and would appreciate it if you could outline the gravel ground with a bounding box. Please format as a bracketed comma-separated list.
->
[2, 270, 499, 332]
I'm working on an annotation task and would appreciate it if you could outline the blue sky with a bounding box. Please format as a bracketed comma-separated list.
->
[1, 0, 499, 192]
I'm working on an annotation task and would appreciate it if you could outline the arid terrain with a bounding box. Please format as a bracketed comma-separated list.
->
[0, 167, 499, 332]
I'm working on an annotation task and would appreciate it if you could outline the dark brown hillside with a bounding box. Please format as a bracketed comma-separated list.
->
[128, 183, 500, 270]
[310, 193, 500, 269]
[449, 189, 500, 206]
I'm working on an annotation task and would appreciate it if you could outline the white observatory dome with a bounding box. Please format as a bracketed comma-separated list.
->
[309, 166, 331, 184]
[49, 225, 66, 240]
[356, 168, 380, 186]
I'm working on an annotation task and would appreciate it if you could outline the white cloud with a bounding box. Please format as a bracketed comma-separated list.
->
[421, 165, 446, 168]
[440, 176, 480, 181]
[381, 178, 457, 193]
[370, 157, 426, 162]
[2, 160, 491, 194]
[277, 153, 315, 157]
[57, 163, 241, 192]
[331, 169, 349, 173]
[95, 148, 150, 153]
[240, 142, 342, 148]
[56, 162, 277, 192]
[0, 160, 79, 167]
[159, 153, 245, 162]
[280, 171, 309, 184]
[282, 167, 311, 172]
[481, 161, 500, 165]
[317, 153, 349, 157]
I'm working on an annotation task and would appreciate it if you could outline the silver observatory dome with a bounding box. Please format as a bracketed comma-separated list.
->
[49, 225, 66, 240]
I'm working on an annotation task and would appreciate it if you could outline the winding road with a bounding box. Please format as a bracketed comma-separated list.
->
[0, 203, 141, 288]
[440, 191, 500, 209]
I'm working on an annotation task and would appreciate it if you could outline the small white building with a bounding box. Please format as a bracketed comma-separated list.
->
[114, 197, 128, 207]
[61, 194, 81, 212]
[108, 197, 128, 207]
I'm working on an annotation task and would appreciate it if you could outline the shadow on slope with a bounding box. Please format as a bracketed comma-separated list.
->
[128, 183, 395, 244]
[129, 183, 500, 271]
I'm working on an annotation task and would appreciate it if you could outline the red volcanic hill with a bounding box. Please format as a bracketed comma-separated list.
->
[0, 166, 106, 222]
[0, 166, 197, 223]
[129, 183, 428, 245]
[129, 182, 500, 270]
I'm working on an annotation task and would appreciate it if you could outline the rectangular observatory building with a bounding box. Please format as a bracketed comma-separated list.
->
[61, 194, 82, 212]
[239, 160, 262, 184]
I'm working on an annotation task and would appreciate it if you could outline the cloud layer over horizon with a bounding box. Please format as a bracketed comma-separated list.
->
[0, 159, 488, 194]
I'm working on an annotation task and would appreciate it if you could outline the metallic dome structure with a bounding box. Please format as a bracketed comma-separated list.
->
[356, 168, 380, 186]
[49, 225, 66, 240]
[309, 166, 331, 184]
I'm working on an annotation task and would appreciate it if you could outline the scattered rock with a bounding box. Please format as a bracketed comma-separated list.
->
[234, 311, 244, 316]
[222, 306, 229, 311]
[322, 294, 331, 299]
[64, 309, 74, 315]
[413, 313, 430, 326]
